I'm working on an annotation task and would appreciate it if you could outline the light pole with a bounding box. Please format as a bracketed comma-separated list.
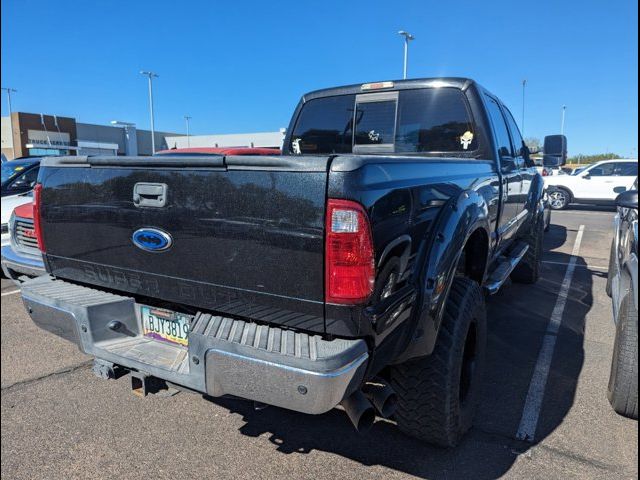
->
[184, 115, 192, 148]
[521, 79, 527, 136]
[398, 31, 415, 80]
[140, 71, 159, 154]
[1, 87, 17, 158]
[561, 105, 567, 135]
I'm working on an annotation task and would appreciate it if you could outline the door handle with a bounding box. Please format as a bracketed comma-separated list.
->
[133, 183, 168, 207]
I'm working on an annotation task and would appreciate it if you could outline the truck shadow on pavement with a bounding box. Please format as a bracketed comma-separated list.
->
[206, 230, 593, 479]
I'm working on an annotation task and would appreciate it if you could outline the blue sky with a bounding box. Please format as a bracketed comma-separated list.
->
[1, 0, 638, 156]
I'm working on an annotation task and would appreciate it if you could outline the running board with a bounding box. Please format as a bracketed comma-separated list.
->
[484, 242, 529, 295]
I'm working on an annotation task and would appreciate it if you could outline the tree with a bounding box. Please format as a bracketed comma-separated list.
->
[568, 153, 623, 165]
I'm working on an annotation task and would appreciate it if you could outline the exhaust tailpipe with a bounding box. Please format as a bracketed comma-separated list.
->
[341, 390, 375, 433]
[363, 378, 397, 418]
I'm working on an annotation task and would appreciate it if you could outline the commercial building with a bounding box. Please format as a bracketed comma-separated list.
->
[1, 112, 286, 160]
[1, 112, 181, 159]
[164, 130, 286, 150]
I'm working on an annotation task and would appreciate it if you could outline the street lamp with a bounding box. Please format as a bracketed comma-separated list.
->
[398, 31, 415, 80]
[140, 70, 159, 154]
[184, 115, 192, 148]
[561, 105, 567, 135]
[1, 87, 17, 158]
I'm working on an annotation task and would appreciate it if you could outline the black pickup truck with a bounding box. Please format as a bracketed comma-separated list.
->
[22, 78, 566, 447]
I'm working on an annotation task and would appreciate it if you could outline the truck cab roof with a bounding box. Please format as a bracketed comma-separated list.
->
[302, 77, 479, 102]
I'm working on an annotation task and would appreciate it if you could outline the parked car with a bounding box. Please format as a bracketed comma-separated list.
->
[21, 77, 563, 447]
[2, 193, 33, 248]
[1, 157, 41, 197]
[1, 201, 46, 284]
[545, 159, 638, 210]
[535, 163, 554, 178]
[605, 181, 638, 419]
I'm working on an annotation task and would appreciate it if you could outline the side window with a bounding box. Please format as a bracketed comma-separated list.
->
[503, 107, 524, 158]
[613, 162, 638, 176]
[588, 163, 616, 177]
[485, 96, 513, 158]
[8, 167, 38, 191]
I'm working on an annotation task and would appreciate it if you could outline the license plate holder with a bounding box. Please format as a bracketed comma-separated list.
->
[140, 306, 190, 347]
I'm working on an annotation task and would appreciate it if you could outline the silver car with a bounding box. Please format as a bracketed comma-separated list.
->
[606, 178, 638, 419]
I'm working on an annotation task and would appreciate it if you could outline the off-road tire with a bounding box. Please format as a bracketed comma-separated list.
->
[511, 217, 544, 284]
[607, 292, 639, 419]
[390, 277, 487, 447]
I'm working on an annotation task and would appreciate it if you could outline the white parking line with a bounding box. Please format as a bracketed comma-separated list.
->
[543, 260, 608, 270]
[1, 289, 21, 297]
[516, 224, 585, 442]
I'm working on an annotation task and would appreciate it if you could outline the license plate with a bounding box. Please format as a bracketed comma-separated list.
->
[140, 306, 190, 347]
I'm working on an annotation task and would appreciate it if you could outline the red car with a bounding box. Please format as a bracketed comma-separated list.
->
[154, 147, 281, 156]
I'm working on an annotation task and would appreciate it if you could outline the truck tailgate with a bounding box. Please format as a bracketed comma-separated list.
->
[38, 155, 330, 333]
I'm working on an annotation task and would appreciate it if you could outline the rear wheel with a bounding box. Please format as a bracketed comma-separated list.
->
[390, 277, 487, 447]
[608, 292, 639, 419]
[548, 188, 571, 210]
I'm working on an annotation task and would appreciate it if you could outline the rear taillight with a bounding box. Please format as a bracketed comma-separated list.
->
[325, 199, 375, 304]
[542, 169, 548, 177]
[33, 183, 46, 253]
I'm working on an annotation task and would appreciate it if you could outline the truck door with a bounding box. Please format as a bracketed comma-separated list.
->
[485, 95, 522, 242]
[503, 106, 533, 218]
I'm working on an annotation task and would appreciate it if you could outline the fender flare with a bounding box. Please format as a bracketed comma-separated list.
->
[394, 189, 492, 362]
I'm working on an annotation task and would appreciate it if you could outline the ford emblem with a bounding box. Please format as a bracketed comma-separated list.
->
[132, 228, 173, 252]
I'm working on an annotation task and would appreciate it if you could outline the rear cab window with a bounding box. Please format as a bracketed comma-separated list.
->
[290, 88, 478, 155]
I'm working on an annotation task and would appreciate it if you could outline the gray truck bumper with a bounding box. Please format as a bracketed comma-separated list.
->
[21, 275, 369, 414]
[1, 245, 46, 283]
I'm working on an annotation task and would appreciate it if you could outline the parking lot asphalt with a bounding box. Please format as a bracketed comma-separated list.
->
[1, 207, 637, 480]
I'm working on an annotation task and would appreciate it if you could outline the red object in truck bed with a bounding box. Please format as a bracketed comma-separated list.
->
[154, 147, 281, 156]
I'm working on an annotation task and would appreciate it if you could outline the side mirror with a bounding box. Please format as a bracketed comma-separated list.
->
[616, 190, 638, 209]
[543, 135, 568, 166]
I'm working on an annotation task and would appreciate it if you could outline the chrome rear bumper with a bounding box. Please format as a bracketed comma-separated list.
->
[21, 275, 368, 414]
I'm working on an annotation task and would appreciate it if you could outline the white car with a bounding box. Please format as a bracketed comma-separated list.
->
[1, 193, 33, 247]
[545, 159, 638, 210]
